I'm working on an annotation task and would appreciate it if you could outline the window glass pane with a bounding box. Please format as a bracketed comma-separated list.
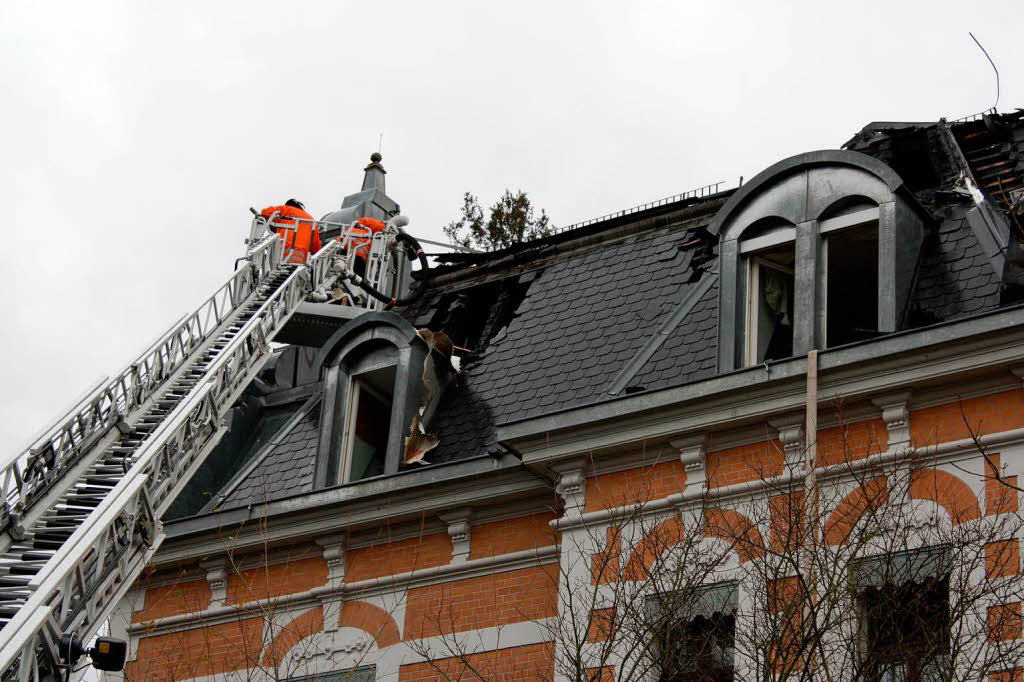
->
[826, 224, 879, 347]
[745, 244, 794, 365]
[346, 365, 395, 482]
[860, 558, 950, 682]
[650, 583, 737, 682]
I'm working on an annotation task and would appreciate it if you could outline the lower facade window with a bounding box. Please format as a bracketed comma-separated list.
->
[857, 549, 951, 682]
[659, 612, 736, 682]
[651, 583, 737, 682]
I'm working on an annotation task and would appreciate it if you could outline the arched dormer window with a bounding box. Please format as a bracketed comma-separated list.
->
[712, 150, 931, 372]
[312, 313, 429, 488]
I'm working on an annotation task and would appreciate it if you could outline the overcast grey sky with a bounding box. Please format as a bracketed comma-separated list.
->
[1, 1, 1022, 451]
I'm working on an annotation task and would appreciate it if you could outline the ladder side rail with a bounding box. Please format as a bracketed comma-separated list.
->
[0, 247, 293, 556]
[5, 605, 52, 682]
[0, 243, 335, 675]
[364, 231, 396, 311]
[0, 475, 153, 677]
[38, 237, 327, 597]
[0, 236, 284, 534]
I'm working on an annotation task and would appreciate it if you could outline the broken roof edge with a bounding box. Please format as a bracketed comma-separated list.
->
[426, 188, 732, 267]
[842, 120, 939, 149]
[422, 193, 731, 291]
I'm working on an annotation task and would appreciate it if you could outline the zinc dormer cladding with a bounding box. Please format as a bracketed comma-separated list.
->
[712, 149, 932, 371]
[176, 113, 1023, 516]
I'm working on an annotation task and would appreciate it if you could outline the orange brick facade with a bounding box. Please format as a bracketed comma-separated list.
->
[707, 440, 784, 488]
[398, 643, 555, 682]
[126, 395, 1024, 681]
[227, 556, 328, 605]
[133, 579, 211, 623]
[403, 565, 559, 639]
[126, 618, 264, 680]
[910, 390, 1024, 448]
[345, 532, 453, 583]
[470, 511, 559, 559]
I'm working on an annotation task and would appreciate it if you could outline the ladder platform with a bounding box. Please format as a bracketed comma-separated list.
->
[274, 301, 366, 347]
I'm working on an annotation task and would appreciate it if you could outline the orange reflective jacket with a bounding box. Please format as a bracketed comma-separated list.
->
[344, 217, 388, 262]
[260, 205, 322, 264]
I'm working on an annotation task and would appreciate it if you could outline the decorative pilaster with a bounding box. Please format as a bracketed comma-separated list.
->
[200, 558, 228, 605]
[671, 434, 708, 491]
[316, 535, 347, 632]
[872, 391, 912, 451]
[439, 509, 473, 564]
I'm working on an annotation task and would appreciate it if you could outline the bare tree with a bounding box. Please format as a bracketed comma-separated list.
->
[407, 405, 1024, 682]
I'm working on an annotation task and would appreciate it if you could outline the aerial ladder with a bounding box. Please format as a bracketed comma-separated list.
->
[0, 212, 428, 681]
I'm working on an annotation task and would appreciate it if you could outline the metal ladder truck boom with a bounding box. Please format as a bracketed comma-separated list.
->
[0, 212, 426, 681]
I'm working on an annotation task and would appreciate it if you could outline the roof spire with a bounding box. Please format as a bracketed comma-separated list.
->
[362, 152, 386, 193]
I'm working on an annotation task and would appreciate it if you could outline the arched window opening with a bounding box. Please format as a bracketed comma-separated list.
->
[314, 313, 436, 490]
[820, 201, 881, 347]
[739, 219, 796, 366]
[342, 363, 396, 482]
[742, 238, 795, 365]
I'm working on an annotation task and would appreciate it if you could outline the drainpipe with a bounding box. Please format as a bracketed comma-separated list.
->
[805, 350, 818, 507]
[803, 350, 819, 671]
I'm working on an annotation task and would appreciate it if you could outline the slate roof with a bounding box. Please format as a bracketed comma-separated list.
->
[212, 398, 322, 509]
[911, 213, 1003, 321]
[413, 213, 720, 462]
[188, 111, 1024, 515]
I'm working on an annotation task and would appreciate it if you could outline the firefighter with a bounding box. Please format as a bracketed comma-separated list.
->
[341, 216, 388, 277]
[260, 199, 322, 264]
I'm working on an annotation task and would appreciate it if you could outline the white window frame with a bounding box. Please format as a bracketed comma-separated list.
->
[819, 206, 879, 235]
[340, 368, 394, 484]
[821, 217, 881, 348]
[738, 226, 795, 254]
[744, 251, 795, 367]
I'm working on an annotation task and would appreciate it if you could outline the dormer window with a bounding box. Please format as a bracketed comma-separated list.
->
[821, 206, 880, 347]
[713, 151, 931, 371]
[312, 313, 454, 489]
[342, 364, 396, 482]
[741, 225, 795, 364]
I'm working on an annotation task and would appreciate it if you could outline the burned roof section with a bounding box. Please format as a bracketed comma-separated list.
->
[185, 110, 1024, 516]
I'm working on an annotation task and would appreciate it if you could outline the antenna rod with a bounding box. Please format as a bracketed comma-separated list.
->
[969, 32, 1000, 112]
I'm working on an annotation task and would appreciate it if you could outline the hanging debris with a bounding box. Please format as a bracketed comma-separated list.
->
[403, 329, 458, 465]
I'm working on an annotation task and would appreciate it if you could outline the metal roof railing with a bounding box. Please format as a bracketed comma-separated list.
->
[553, 180, 725, 234]
[948, 107, 997, 124]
